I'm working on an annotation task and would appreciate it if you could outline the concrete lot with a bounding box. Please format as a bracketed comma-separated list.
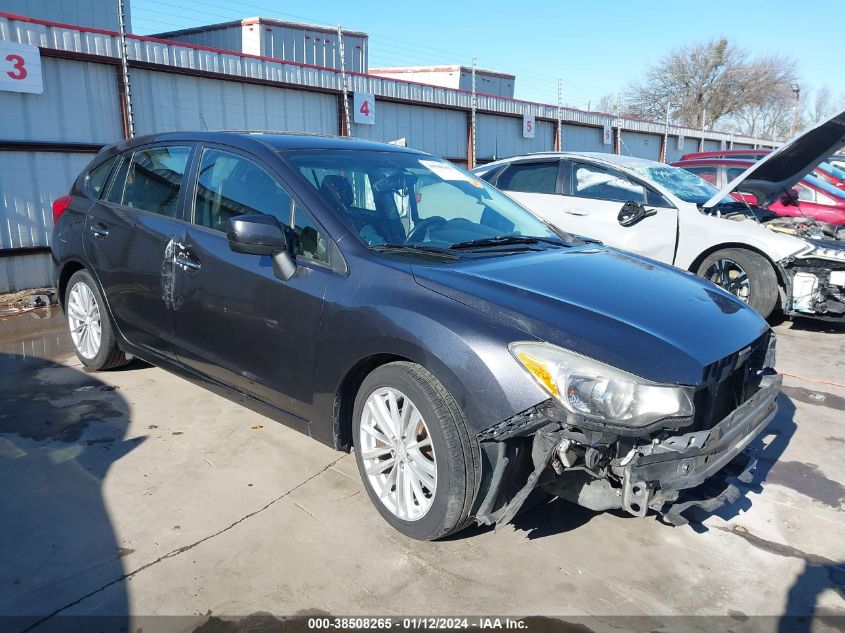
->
[0, 307, 843, 633]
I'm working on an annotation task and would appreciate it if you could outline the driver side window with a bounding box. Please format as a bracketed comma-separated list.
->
[571, 162, 646, 203]
[193, 148, 327, 262]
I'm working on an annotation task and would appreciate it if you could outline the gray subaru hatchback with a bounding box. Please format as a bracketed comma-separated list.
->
[51, 132, 780, 539]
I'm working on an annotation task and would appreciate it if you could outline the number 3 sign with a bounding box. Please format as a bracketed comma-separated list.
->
[353, 92, 375, 125]
[0, 42, 43, 94]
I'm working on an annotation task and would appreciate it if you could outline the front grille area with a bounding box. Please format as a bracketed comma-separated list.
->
[692, 332, 772, 431]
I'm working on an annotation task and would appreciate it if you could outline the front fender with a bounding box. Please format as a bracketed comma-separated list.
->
[309, 260, 548, 447]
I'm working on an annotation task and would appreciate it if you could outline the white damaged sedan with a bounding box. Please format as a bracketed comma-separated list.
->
[473, 111, 845, 320]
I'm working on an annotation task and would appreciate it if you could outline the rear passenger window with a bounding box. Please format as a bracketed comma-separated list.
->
[117, 146, 191, 217]
[497, 162, 559, 193]
[193, 148, 327, 262]
[87, 157, 117, 199]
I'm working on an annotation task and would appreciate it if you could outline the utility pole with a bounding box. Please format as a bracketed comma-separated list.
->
[470, 57, 477, 168]
[698, 107, 707, 152]
[556, 78, 563, 151]
[117, 0, 134, 138]
[661, 102, 671, 163]
[791, 83, 801, 137]
[337, 24, 351, 136]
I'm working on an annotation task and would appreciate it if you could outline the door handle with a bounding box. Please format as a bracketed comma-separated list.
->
[563, 209, 589, 216]
[90, 222, 109, 238]
[175, 252, 201, 272]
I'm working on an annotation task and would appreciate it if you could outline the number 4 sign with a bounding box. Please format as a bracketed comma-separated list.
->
[0, 42, 43, 94]
[353, 92, 375, 125]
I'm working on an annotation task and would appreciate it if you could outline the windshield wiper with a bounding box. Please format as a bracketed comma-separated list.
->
[369, 243, 461, 260]
[449, 235, 566, 250]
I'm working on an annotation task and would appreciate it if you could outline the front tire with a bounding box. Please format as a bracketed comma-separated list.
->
[65, 269, 129, 370]
[696, 248, 779, 318]
[352, 362, 480, 540]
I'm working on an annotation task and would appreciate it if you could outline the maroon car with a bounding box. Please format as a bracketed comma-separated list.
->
[671, 158, 845, 225]
[681, 150, 845, 191]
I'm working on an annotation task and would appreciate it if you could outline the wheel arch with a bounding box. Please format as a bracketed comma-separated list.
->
[57, 259, 87, 310]
[332, 353, 412, 451]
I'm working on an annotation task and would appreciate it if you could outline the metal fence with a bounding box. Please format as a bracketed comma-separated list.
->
[0, 10, 780, 291]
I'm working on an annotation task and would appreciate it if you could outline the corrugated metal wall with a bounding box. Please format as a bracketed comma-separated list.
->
[0, 151, 95, 291]
[131, 69, 339, 135]
[476, 114, 553, 160]
[733, 142, 754, 150]
[0, 58, 122, 143]
[561, 124, 604, 152]
[0, 253, 54, 293]
[157, 26, 244, 54]
[258, 24, 368, 73]
[703, 139, 721, 151]
[0, 151, 93, 250]
[2, 0, 127, 32]
[664, 138, 687, 163]
[620, 131, 661, 161]
[352, 102, 466, 158]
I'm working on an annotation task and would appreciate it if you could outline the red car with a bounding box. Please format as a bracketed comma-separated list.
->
[681, 150, 845, 190]
[671, 158, 845, 225]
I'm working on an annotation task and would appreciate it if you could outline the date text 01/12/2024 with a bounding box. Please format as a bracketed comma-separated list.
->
[306, 617, 528, 629]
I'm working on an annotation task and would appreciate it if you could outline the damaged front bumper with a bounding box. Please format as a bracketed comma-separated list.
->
[474, 372, 781, 529]
[779, 254, 845, 320]
[616, 372, 780, 518]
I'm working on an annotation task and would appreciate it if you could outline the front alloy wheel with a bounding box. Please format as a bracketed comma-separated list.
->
[359, 387, 437, 521]
[702, 258, 751, 303]
[352, 362, 480, 540]
[696, 248, 779, 318]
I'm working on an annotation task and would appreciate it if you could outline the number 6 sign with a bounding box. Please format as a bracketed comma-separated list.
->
[0, 42, 43, 94]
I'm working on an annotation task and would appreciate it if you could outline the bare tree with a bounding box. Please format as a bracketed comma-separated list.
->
[805, 85, 845, 127]
[595, 93, 619, 115]
[625, 38, 798, 137]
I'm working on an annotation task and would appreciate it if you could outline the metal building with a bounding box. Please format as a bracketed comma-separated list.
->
[152, 18, 368, 74]
[0, 1, 779, 292]
[369, 66, 516, 98]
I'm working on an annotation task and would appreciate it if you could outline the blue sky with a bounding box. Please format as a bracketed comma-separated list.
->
[130, 0, 841, 110]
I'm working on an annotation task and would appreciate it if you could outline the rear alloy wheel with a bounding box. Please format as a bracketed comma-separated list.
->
[65, 270, 130, 370]
[353, 362, 480, 540]
[697, 248, 779, 318]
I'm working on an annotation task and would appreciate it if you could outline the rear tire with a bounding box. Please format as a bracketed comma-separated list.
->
[352, 362, 480, 540]
[65, 269, 129, 370]
[696, 248, 779, 318]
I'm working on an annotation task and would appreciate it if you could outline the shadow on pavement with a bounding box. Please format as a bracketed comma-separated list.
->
[0, 348, 139, 632]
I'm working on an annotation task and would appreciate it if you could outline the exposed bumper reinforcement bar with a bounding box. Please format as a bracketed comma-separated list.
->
[619, 373, 781, 517]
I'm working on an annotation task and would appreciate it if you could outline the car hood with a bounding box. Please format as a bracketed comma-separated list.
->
[412, 246, 769, 386]
[704, 108, 845, 208]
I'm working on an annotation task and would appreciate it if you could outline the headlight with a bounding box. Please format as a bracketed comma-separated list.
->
[510, 342, 694, 428]
[797, 244, 845, 262]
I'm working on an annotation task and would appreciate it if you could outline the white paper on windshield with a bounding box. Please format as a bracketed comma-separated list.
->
[419, 159, 477, 184]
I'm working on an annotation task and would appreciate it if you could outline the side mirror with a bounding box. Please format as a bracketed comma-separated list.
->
[226, 214, 297, 281]
[618, 201, 656, 227]
[780, 188, 800, 206]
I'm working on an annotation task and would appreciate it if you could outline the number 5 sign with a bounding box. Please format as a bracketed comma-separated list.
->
[353, 92, 375, 125]
[0, 42, 42, 94]
[522, 114, 535, 139]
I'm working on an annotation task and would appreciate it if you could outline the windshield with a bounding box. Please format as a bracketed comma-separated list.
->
[627, 163, 735, 206]
[284, 150, 567, 250]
